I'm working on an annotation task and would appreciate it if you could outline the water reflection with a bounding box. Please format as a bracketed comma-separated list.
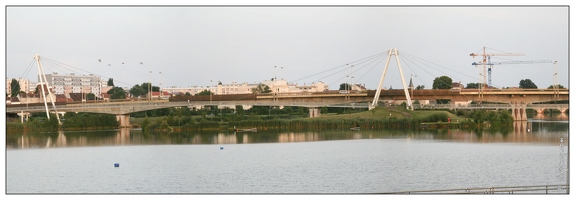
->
[6, 117, 568, 149]
[532, 113, 569, 121]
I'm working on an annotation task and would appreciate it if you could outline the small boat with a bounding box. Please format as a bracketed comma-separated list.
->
[350, 127, 360, 131]
[234, 126, 257, 133]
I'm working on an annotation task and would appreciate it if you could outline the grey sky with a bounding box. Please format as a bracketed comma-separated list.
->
[5, 6, 569, 90]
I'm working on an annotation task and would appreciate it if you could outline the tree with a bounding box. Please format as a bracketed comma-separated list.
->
[547, 84, 566, 89]
[10, 79, 20, 97]
[432, 76, 453, 89]
[415, 85, 425, 90]
[140, 82, 159, 93]
[251, 83, 271, 94]
[339, 83, 351, 91]
[519, 79, 538, 89]
[107, 86, 126, 99]
[185, 92, 191, 96]
[129, 84, 147, 97]
[466, 83, 480, 89]
[235, 105, 244, 116]
[197, 89, 212, 96]
[107, 78, 114, 86]
[86, 93, 96, 100]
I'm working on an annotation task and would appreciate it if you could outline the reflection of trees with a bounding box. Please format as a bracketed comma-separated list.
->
[6, 121, 569, 149]
[499, 126, 512, 137]
[472, 128, 483, 138]
[539, 122, 570, 132]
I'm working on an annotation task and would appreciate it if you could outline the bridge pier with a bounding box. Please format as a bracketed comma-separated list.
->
[309, 108, 321, 118]
[559, 108, 568, 114]
[513, 120, 530, 135]
[511, 102, 528, 121]
[116, 114, 131, 128]
[534, 108, 546, 115]
[18, 111, 30, 123]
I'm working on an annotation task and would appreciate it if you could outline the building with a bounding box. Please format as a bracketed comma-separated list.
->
[6, 78, 30, 95]
[261, 80, 329, 93]
[216, 82, 260, 95]
[163, 80, 330, 97]
[351, 84, 367, 92]
[44, 72, 103, 97]
[163, 85, 218, 96]
[451, 82, 464, 90]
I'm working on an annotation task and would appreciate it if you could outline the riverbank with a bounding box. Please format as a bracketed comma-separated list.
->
[133, 107, 475, 133]
[6, 106, 512, 133]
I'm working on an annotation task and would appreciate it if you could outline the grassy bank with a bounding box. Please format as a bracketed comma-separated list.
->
[135, 106, 474, 133]
[7, 106, 509, 133]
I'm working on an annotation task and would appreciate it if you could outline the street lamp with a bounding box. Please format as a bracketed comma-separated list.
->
[410, 74, 416, 99]
[210, 80, 212, 103]
[149, 71, 152, 102]
[552, 61, 559, 98]
[350, 64, 354, 93]
[159, 71, 162, 100]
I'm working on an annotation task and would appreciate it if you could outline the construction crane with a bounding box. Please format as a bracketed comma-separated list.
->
[470, 47, 524, 89]
[472, 59, 552, 87]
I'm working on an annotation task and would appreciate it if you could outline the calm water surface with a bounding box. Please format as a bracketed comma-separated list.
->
[6, 116, 569, 193]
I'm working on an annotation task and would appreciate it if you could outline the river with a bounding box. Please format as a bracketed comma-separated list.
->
[6, 115, 569, 194]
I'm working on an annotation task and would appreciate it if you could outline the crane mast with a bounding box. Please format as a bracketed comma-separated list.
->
[472, 59, 552, 87]
[470, 47, 525, 89]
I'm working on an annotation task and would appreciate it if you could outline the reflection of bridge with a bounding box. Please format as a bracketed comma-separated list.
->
[7, 89, 568, 126]
[8, 118, 568, 148]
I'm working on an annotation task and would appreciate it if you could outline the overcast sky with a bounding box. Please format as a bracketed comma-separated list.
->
[5, 5, 570, 90]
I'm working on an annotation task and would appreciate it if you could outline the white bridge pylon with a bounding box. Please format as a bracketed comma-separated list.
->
[35, 54, 62, 124]
[370, 48, 413, 110]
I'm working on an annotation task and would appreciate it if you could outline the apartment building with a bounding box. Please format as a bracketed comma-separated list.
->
[163, 80, 330, 96]
[44, 72, 102, 96]
[5, 78, 30, 95]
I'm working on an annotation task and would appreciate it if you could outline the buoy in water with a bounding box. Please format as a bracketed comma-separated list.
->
[114, 163, 120, 167]
[220, 147, 224, 150]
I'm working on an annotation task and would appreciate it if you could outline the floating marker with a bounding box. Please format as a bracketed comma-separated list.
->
[220, 147, 224, 150]
[114, 163, 120, 167]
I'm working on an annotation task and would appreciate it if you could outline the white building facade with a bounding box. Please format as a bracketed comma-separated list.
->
[6, 78, 30, 95]
[163, 80, 329, 96]
[44, 72, 102, 96]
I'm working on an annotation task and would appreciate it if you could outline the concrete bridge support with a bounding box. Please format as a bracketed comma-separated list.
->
[559, 108, 568, 114]
[309, 108, 321, 118]
[511, 102, 528, 121]
[18, 111, 30, 123]
[116, 114, 130, 127]
[534, 108, 546, 115]
[513, 120, 530, 135]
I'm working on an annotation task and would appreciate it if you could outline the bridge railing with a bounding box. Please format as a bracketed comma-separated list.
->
[413, 103, 569, 110]
[383, 184, 569, 194]
[413, 104, 512, 110]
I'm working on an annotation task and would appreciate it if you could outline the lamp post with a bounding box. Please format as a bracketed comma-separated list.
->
[350, 64, 354, 93]
[159, 71, 162, 100]
[553, 61, 558, 98]
[410, 74, 415, 100]
[210, 80, 212, 103]
[149, 71, 152, 102]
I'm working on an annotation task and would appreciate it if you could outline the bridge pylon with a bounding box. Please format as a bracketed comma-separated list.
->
[371, 48, 413, 110]
[35, 54, 61, 124]
[511, 101, 528, 121]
